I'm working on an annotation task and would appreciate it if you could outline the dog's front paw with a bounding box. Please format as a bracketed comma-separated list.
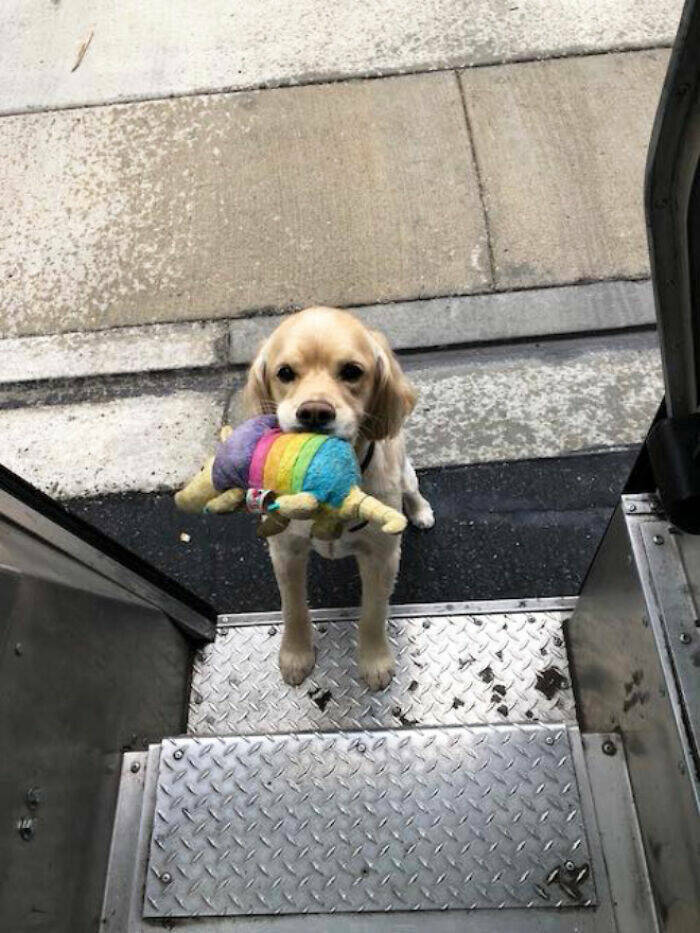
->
[406, 498, 435, 530]
[359, 646, 395, 691]
[279, 644, 316, 686]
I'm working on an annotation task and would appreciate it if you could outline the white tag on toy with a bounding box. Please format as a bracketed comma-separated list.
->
[246, 488, 276, 514]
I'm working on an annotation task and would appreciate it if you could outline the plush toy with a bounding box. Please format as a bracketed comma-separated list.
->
[175, 415, 407, 539]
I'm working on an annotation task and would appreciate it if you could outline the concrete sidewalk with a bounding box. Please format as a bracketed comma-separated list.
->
[0, 2, 680, 500]
[1, 0, 681, 113]
[0, 50, 667, 338]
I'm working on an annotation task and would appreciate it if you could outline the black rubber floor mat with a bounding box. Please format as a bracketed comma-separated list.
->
[65, 448, 637, 613]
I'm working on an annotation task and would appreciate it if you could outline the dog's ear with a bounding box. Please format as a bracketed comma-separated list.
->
[242, 339, 275, 414]
[363, 330, 416, 440]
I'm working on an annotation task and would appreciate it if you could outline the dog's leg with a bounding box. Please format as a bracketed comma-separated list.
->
[401, 457, 435, 529]
[356, 544, 400, 690]
[269, 535, 315, 686]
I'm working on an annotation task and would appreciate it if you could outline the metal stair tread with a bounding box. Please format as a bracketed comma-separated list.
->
[188, 606, 575, 738]
[143, 723, 597, 918]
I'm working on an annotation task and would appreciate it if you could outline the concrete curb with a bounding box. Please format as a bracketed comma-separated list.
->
[0, 321, 228, 385]
[227, 279, 656, 363]
[0, 279, 655, 385]
[0, 331, 661, 499]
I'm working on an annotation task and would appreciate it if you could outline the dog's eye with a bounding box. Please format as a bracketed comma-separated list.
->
[276, 365, 296, 383]
[339, 362, 364, 382]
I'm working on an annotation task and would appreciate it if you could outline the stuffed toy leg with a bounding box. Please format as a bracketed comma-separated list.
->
[273, 488, 406, 534]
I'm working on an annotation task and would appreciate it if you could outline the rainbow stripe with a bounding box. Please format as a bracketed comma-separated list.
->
[261, 432, 359, 507]
[212, 416, 360, 508]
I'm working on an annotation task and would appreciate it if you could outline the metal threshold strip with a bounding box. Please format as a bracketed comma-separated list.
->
[216, 597, 578, 628]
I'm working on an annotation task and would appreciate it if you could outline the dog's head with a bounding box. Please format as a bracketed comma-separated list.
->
[243, 307, 415, 442]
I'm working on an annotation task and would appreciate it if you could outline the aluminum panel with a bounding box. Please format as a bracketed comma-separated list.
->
[0, 523, 191, 933]
[188, 612, 575, 736]
[640, 521, 700, 766]
[568, 498, 700, 929]
[216, 598, 578, 626]
[143, 725, 596, 917]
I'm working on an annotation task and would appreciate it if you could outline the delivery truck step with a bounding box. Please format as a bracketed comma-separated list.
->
[100, 600, 657, 932]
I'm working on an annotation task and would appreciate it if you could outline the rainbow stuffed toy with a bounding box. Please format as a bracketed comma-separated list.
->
[175, 415, 407, 539]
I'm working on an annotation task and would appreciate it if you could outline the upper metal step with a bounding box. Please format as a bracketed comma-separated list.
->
[188, 603, 576, 737]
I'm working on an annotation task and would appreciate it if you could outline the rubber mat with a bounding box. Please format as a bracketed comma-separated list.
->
[66, 450, 637, 611]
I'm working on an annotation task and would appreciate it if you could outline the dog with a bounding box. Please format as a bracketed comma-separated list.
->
[243, 306, 434, 690]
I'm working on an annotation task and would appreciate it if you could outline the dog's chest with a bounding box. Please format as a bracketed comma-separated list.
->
[310, 524, 374, 560]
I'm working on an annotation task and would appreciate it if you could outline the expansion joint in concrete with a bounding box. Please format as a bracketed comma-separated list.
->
[455, 70, 497, 290]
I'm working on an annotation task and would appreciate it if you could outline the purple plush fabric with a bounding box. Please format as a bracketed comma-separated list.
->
[212, 414, 278, 491]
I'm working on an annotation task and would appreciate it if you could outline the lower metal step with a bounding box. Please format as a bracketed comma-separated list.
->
[144, 724, 595, 917]
[102, 731, 655, 932]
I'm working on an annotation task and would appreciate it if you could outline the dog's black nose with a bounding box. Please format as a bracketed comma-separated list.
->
[296, 401, 336, 430]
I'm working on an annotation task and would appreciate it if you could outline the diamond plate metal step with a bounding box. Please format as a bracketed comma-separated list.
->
[188, 606, 575, 736]
[143, 724, 597, 918]
[103, 731, 659, 932]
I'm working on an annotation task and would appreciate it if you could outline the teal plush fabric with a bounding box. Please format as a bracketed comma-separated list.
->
[302, 436, 360, 507]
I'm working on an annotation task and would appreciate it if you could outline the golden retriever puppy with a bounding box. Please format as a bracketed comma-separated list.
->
[244, 307, 434, 690]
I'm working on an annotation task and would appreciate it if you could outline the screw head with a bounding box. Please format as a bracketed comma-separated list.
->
[356, 742, 366, 753]
[130, 761, 141, 773]
[544, 736, 555, 746]
[627, 503, 637, 513]
[160, 872, 172, 885]
[17, 817, 34, 841]
[173, 749, 184, 761]
[653, 534, 664, 545]
[602, 739, 617, 756]
[680, 632, 692, 645]
[564, 860, 576, 873]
